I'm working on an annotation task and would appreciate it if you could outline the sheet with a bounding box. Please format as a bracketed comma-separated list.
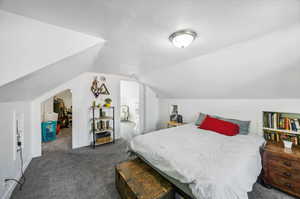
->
[129, 124, 265, 199]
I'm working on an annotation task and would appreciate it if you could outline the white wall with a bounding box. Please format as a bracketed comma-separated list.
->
[40, 97, 54, 121]
[120, 80, 140, 122]
[159, 99, 300, 134]
[144, 86, 159, 132]
[0, 10, 103, 87]
[31, 72, 135, 157]
[0, 102, 31, 199]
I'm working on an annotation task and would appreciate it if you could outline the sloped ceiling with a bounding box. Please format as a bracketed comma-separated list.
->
[0, 44, 102, 102]
[142, 24, 300, 98]
[0, 10, 104, 87]
[1, 0, 300, 98]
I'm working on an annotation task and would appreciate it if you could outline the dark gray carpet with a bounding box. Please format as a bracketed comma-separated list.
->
[42, 127, 72, 154]
[11, 139, 296, 199]
[11, 140, 128, 199]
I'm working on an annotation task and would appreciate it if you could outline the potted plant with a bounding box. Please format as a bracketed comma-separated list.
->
[104, 98, 112, 107]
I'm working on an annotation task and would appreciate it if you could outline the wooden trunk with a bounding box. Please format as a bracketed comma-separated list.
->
[115, 158, 175, 199]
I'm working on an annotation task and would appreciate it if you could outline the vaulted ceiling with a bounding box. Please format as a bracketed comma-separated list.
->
[0, 10, 104, 101]
[0, 10, 103, 87]
[0, 0, 300, 99]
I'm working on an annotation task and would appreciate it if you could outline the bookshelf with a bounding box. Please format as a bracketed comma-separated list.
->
[90, 106, 115, 148]
[263, 111, 300, 145]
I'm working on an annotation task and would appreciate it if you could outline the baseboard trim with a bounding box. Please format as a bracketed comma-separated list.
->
[1, 158, 32, 199]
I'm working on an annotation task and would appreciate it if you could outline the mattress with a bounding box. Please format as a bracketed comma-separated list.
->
[129, 124, 265, 199]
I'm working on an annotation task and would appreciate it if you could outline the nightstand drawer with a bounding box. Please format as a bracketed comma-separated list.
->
[268, 159, 300, 171]
[269, 172, 300, 195]
[270, 165, 300, 181]
[266, 153, 300, 170]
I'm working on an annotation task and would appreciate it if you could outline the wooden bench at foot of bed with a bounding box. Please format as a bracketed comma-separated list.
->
[115, 158, 175, 199]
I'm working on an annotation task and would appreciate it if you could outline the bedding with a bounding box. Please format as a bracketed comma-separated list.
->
[130, 124, 265, 199]
[199, 115, 239, 136]
[195, 112, 207, 126]
[194, 112, 251, 135]
[213, 116, 250, 135]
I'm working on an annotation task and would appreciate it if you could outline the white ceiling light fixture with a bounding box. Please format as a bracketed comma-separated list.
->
[169, 29, 197, 48]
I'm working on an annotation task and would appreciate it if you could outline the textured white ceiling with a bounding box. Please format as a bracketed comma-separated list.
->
[0, 10, 103, 87]
[1, 0, 300, 98]
[141, 24, 300, 98]
[0, 44, 102, 102]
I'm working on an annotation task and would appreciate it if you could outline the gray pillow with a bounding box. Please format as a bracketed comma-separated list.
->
[213, 115, 251, 135]
[195, 112, 207, 126]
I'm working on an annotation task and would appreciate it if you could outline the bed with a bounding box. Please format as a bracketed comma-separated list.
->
[129, 123, 265, 199]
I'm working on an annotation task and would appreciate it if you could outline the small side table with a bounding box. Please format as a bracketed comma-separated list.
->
[167, 121, 186, 128]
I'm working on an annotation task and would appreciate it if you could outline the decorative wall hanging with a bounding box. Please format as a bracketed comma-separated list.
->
[170, 104, 183, 123]
[99, 83, 110, 95]
[91, 77, 101, 98]
[99, 76, 110, 95]
[90, 76, 110, 98]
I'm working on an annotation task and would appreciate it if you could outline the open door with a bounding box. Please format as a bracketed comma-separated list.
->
[41, 89, 72, 154]
[120, 80, 140, 141]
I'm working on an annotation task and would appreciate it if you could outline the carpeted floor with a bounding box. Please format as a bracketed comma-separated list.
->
[42, 127, 72, 154]
[11, 139, 296, 199]
[120, 121, 138, 141]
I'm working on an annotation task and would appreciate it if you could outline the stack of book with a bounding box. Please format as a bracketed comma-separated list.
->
[264, 112, 300, 132]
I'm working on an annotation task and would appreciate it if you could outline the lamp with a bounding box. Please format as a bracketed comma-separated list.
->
[169, 29, 197, 48]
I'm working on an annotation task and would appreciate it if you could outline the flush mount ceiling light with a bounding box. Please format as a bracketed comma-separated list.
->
[169, 29, 197, 48]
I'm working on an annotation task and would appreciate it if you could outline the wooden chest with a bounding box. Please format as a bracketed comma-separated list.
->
[261, 142, 300, 197]
[115, 158, 175, 199]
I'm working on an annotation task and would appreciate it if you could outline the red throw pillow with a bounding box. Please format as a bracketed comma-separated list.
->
[199, 115, 239, 136]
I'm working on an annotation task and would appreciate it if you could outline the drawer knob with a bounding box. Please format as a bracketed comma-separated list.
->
[283, 172, 292, 177]
[283, 161, 292, 167]
[284, 183, 293, 189]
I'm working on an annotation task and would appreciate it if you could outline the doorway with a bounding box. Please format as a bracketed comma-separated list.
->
[120, 80, 140, 141]
[41, 89, 72, 154]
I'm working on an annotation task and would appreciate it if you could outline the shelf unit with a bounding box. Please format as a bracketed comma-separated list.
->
[263, 111, 300, 144]
[90, 106, 115, 148]
[262, 127, 300, 135]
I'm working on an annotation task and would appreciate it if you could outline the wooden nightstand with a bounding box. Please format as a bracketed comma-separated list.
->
[167, 121, 186, 128]
[261, 141, 300, 198]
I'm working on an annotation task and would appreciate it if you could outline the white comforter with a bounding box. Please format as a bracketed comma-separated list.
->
[130, 124, 265, 199]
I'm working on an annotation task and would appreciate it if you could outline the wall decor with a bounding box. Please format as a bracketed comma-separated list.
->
[169, 104, 183, 123]
[99, 83, 110, 95]
[91, 77, 101, 98]
[99, 76, 110, 95]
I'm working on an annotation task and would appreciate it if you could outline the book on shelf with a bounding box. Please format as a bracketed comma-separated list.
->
[264, 112, 277, 129]
[272, 113, 277, 129]
[294, 119, 300, 129]
[285, 118, 291, 130]
[291, 120, 297, 131]
[264, 112, 300, 132]
[278, 118, 285, 129]
[268, 113, 272, 128]
[263, 111, 300, 145]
